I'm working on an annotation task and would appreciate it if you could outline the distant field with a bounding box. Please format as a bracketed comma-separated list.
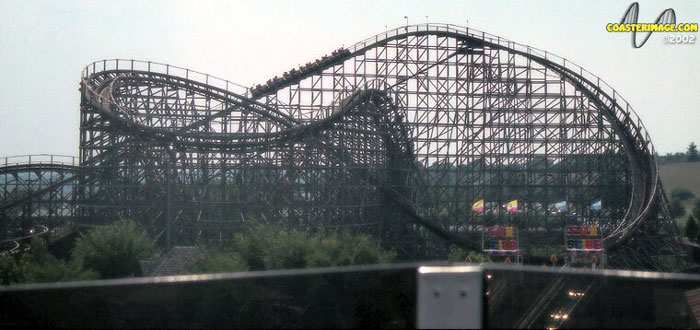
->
[659, 161, 700, 217]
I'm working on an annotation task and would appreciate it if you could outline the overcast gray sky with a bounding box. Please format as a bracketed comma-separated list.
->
[1, 0, 698, 157]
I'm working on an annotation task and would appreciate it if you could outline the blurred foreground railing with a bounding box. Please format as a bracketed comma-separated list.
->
[1, 263, 699, 328]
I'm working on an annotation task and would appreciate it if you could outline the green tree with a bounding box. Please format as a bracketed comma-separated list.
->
[671, 187, 695, 201]
[688, 142, 699, 162]
[303, 231, 396, 268]
[232, 224, 395, 271]
[19, 238, 97, 283]
[189, 251, 248, 274]
[650, 255, 688, 272]
[670, 198, 686, 218]
[73, 219, 156, 279]
[693, 199, 700, 220]
[685, 215, 700, 243]
[658, 152, 687, 165]
[0, 254, 22, 284]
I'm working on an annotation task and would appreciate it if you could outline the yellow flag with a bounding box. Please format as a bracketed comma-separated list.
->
[505, 226, 514, 237]
[589, 226, 598, 236]
[472, 199, 484, 212]
[506, 200, 518, 213]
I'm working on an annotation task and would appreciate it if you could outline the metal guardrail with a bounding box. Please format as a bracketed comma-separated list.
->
[1, 263, 699, 328]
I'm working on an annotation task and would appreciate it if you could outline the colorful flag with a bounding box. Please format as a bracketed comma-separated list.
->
[588, 226, 598, 236]
[590, 198, 602, 211]
[554, 200, 567, 212]
[472, 199, 484, 213]
[506, 200, 518, 213]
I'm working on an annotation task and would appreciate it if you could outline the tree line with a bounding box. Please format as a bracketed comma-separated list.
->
[657, 142, 699, 164]
[0, 219, 395, 285]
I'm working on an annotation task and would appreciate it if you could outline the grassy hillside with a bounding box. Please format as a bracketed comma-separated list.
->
[659, 161, 700, 217]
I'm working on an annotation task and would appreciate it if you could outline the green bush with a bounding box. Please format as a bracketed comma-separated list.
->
[189, 251, 248, 274]
[304, 231, 396, 268]
[651, 255, 689, 272]
[0, 254, 22, 284]
[671, 187, 695, 201]
[232, 225, 395, 271]
[73, 219, 156, 279]
[2, 220, 157, 283]
[670, 198, 686, 218]
[19, 238, 97, 283]
[686, 215, 700, 243]
[693, 200, 700, 220]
